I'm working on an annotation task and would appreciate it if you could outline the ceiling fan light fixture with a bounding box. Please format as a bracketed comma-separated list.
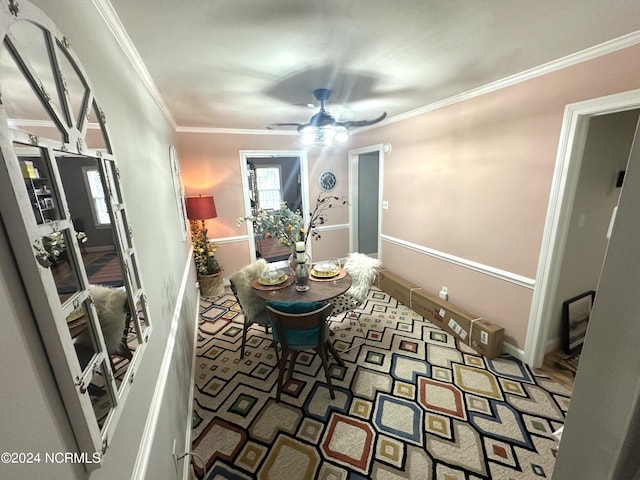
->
[271, 88, 385, 147]
[298, 124, 349, 148]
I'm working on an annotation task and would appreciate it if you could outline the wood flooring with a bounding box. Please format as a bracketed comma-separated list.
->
[256, 237, 291, 262]
[535, 348, 577, 391]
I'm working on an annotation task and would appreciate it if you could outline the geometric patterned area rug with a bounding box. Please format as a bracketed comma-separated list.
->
[191, 286, 571, 479]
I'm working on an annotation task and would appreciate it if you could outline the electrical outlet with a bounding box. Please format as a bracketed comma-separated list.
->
[439, 286, 448, 300]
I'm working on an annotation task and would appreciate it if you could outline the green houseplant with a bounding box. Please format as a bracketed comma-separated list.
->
[237, 193, 347, 268]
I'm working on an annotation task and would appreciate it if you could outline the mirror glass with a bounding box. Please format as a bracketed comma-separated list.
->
[90, 359, 116, 428]
[54, 41, 88, 129]
[0, 20, 65, 142]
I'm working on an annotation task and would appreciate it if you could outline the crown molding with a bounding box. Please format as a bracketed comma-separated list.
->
[385, 30, 640, 126]
[176, 126, 298, 135]
[92, 0, 176, 130]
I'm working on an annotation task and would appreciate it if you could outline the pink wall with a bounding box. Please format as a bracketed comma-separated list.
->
[350, 44, 640, 349]
[176, 133, 352, 276]
[177, 44, 640, 350]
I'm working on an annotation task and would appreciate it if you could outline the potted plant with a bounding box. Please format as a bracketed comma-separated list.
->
[191, 220, 223, 297]
[238, 192, 347, 269]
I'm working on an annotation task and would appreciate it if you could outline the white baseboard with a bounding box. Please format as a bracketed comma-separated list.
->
[545, 336, 562, 354]
[503, 341, 524, 362]
[181, 285, 200, 480]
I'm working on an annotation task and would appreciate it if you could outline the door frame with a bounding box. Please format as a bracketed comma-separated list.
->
[239, 150, 309, 261]
[524, 88, 640, 368]
[348, 144, 385, 258]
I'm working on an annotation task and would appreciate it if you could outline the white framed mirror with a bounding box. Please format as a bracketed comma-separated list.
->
[0, 1, 151, 466]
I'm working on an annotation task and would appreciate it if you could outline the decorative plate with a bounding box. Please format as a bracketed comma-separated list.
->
[252, 274, 295, 290]
[258, 271, 288, 286]
[309, 268, 347, 282]
[310, 262, 340, 278]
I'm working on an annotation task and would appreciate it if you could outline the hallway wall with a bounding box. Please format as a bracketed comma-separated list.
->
[0, 1, 197, 478]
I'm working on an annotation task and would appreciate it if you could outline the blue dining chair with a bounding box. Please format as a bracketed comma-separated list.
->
[266, 301, 344, 401]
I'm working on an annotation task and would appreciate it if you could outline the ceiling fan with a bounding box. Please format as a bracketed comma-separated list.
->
[270, 88, 387, 147]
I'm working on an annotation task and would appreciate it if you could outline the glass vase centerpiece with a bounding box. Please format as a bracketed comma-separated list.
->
[293, 240, 311, 291]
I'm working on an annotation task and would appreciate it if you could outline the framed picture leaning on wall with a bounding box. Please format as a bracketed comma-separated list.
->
[562, 290, 596, 354]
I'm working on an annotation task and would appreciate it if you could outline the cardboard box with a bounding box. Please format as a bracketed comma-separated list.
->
[377, 269, 505, 359]
[378, 269, 420, 308]
[469, 318, 504, 359]
[411, 289, 475, 344]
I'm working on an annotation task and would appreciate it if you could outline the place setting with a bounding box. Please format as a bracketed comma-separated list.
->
[251, 268, 294, 292]
[309, 258, 346, 282]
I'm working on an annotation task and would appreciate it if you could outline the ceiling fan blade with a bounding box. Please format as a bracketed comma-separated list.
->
[272, 89, 386, 133]
[268, 122, 303, 129]
[343, 112, 387, 128]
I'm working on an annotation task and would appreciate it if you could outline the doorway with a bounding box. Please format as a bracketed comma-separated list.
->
[524, 90, 640, 369]
[349, 144, 385, 258]
[239, 150, 309, 263]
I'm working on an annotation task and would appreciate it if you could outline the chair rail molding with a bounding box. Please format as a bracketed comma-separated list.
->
[381, 234, 535, 289]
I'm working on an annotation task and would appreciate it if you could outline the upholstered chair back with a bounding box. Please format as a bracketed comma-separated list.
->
[229, 259, 268, 321]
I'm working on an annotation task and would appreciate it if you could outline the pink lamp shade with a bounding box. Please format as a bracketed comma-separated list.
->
[186, 195, 217, 220]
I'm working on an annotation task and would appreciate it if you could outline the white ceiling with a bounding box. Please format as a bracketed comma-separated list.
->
[107, 0, 640, 132]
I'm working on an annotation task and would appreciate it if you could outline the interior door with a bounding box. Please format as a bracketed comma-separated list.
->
[349, 146, 383, 258]
[357, 151, 380, 255]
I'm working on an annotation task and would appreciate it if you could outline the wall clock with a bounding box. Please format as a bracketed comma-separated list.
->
[318, 171, 337, 191]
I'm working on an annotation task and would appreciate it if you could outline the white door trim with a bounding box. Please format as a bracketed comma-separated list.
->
[524, 88, 640, 368]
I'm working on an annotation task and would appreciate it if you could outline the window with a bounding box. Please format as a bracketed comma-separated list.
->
[83, 166, 110, 225]
[256, 166, 282, 210]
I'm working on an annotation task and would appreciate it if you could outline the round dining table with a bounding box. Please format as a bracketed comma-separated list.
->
[251, 270, 352, 303]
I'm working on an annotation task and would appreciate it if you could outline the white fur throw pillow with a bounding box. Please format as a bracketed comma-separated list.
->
[88, 284, 128, 355]
[329, 253, 382, 314]
[344, 253, 382, 303]
[229, 259, 268, 321]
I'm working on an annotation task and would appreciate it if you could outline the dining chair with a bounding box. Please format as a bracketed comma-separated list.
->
[328, 252, 382, 351]
[229, 259, 271, 358]
[266, 301, 344, 401]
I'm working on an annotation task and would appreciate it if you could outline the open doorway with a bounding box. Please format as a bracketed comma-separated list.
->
[348, 144, 385, 257]
[549, 110, 638, 374]
[239, 150, 309, 263]
[524, 90, 640, 370]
